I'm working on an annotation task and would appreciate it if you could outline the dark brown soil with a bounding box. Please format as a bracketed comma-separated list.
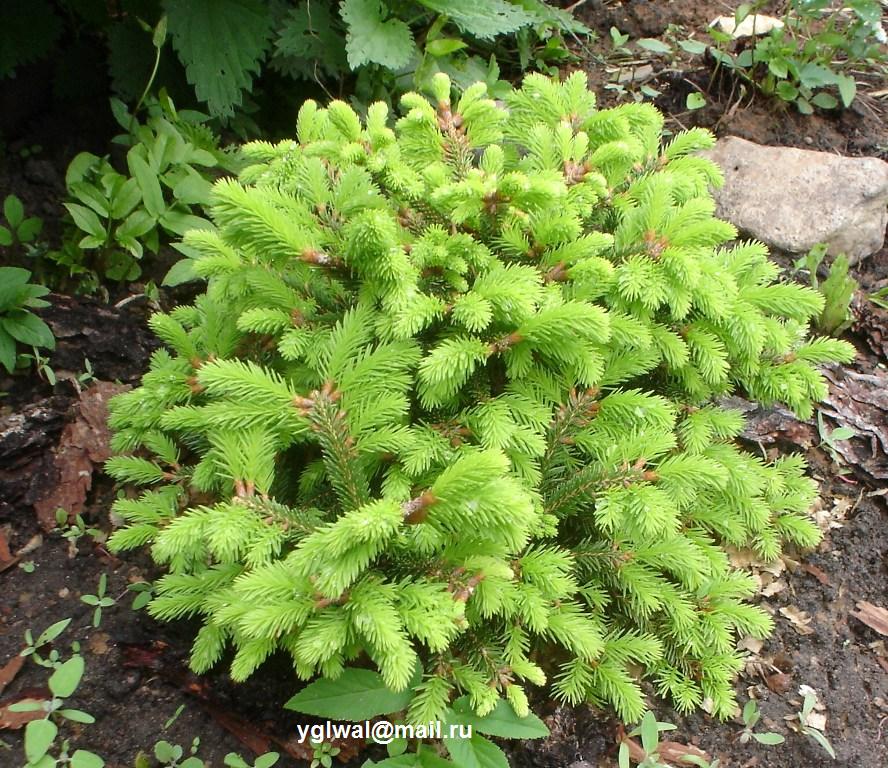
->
[2, 2, 888, 766]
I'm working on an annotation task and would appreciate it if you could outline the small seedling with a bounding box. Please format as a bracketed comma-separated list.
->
[224, 752, 280, 768]
[795, 244, 857, 335]
[0, 194, 43, 248]
[739, 699, 785, 746]
[797, 691, 835, 758]
[55, 509, 103, 556]
[618, 711, 678, 768]
[310, 740, 340, 768]
[19, 560, 36, 573]
[21, 619, 72, 668]
[80, 574, 116, 627]
[816, 411, 855, 467]
[154, 738, 204, 768]
[9, 653, 103, 768]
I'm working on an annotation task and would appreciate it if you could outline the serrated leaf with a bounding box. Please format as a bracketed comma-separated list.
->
[165, 0, 273, 117]
[340, 0, 415, 70]
[284, 668, 414, 720]
[443, 734, 508, 768]
[416, 0, 534, 40]
[0, 1, 63, 76]
[276, 2, 347, 77]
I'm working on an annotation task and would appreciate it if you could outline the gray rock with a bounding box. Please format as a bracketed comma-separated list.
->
[702, 136, 888, 263]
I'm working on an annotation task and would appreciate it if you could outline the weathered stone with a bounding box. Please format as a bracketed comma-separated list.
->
[703, 136, 888, 263]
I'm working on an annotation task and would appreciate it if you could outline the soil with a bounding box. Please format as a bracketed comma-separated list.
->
[2, 2, 888, 766]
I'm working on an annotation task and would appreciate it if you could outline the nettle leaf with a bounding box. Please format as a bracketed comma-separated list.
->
[340, 0, 415, 70]
[284, 668, 414, 720]
[0, 1, 63, 76]
[443, 734, 509, 768]
[165, 0, 274, 117]
[416, 0, 534, 40]
[276, 2, 348, 77]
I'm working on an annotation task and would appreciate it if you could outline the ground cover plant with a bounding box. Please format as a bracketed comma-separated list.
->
[99, 71, 856, 764]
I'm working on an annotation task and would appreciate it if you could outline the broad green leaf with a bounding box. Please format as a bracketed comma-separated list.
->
[111, 179, 143, 220]
[69, 182, 111, 217]
[416, 0, 534, 40]
[0, 311, 55, 349]
[678, 39, 708, 54]
[340, 0, 415, 69]
[830, 426, 855, 440]
[284, 668, 414, 720]
[71, 751, 105, 768]
[173, 172, 213, 205]
[776, 81, 799, 101]
[64, 203, 105, 239]
[24, 718, 57, 764]
[166, 0, 273, 117]
[450, 698, 549, 739]
[0, 266, 32, 310]
[49, 655, 85, 698]
[127, 150, 165, 218]
[686, 92, 706, 110]
[65, 152, 101, 188]
[117, 210, 156, 240]
[162, 258, 199, 286]
[810, 91, 838, 109]
[639, 711, 658, 755]
[637, 38, 672, 54]
[443, 734, 508, 768]
[4, 194, 24, 228]
[17, 217, 43, 242]
[0, 328, 16, 372]
[254, 754, 280, 768]
[0, 226, 12, 246]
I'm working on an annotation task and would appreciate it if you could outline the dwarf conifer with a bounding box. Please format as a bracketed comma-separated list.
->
[106, 72, 852, 725]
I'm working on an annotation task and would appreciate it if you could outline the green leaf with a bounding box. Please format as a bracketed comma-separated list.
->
[4, 195, 24, 228]
[117, 210, 156, 240]
[159, 210, 212, 236]
[450, 698, 549, 739]
[69, 182, 111, 217]
[802, 727, 835, 758]
[48, 655, 85, 698]
[36, 618, 71, 645]
[0, 311, 55, 349]
[444, 734, 508, 768]
[0, 328, 15, 373]
[639, 711, 658, 755]
[25, 718, 57, 764]
[17, 217, 43, 242]
[153, 15, 168, 49]
[340, 0, 415, 70]
[416, 0, 534, 40]
[71, 751, 106, 768]
[686, 92, 706, 110]
[172, 172, 214, 205]
[254, 754, 280, 768]
[111, 179, 143, 220]
[64, 203, 106, 239]
[127, 150, 166, 219]
[0, 226, 12, 246]
[427, 38, 469, 57]
[166, 0, 273, 117]
[163, 258, 200, 286]
[837, 74, 856, 107]
[810, 91, 838, 110]
[830, 426, 855, 441]
[797, 97, 814, 114]
[284, 668, 414, 720]
[0, 1, 63, 77]
[753, 732, 786, 745]
[679, 39, 708, 54]
[58, 708, 96, 724]
[275, 2, 347, 77]
[65, 152, 101, 188]
[776, 81, 799, 101]
[637, 38, 672, 54]
[0, 266, 32, 310]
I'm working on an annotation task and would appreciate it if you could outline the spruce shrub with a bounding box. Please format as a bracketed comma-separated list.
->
[106, 73, 853, 726]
